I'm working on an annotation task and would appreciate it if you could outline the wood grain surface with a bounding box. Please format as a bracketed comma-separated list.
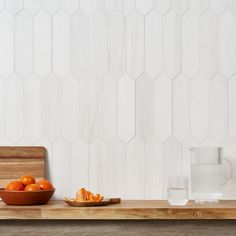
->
[1, 220, 236, 236]
[1, 200, 236, 220]
[0, 147, 45, 158]
[0, 147, 45, 188]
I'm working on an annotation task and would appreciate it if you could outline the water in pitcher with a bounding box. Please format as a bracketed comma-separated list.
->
[191, 163, 223, 202]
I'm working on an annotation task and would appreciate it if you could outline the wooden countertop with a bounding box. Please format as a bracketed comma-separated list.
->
[0, 200, 236, 220]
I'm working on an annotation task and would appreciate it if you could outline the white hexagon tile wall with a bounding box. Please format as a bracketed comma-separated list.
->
[0, 0, 236, 199]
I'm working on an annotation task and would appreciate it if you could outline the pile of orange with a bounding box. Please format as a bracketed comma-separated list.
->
[76, 188, 104, 202]
[5, 175, 54, 191]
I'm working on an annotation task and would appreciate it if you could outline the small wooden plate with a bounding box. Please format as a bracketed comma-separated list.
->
[64, 198, 121, 207]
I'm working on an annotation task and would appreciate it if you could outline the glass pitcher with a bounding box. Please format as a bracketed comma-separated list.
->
[190, 147, 232, 203]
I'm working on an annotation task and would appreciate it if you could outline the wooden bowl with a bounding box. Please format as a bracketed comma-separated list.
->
[0, 188, 55, 205]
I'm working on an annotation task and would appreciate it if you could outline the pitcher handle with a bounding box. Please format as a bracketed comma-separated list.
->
[222, 158, 233, 185]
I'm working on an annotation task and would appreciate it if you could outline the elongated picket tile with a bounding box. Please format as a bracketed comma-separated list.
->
[145, 138, 163, 199]
[104, 0, 116, 12]
[24, 0, 41, 15]
[0, 0, 4, 12]
[199, 10, 218, 79]
[116, 0, 135, 15]
[219, 11, 236, 78]
[15, 10, 33, 78]
[182, 10, 199, 78]
[200, 136, 218, 147]
[71, 138, 89, 196]
[155, 0, 172, 15]
[42, 0, 60, 15]
[78, 75, 98, 143]
[136, 0, 153, 15]
[6, 75, 23, 143]
[34, 137, 52, 181]
[173, 0, 190, 15]
[109, 137, 126, 198]
[89, 139, 110, 196]
[117, 75, 135, 142]
[62, 75, 79, 142]
[126, 11, 144, 79]
[41, 74, 61, 142]
[145, 9, 162, 78]
[127, 137, 145, 199]
[173, 74, 190, 142]
[97, 0, 108, 10]
[0, 138, 12, 146]
[136, 74, 154, 142]
[71, 10, 89, 78]
[0, 11, 14, 78]
[228, 0, 236, 16]
[61, 0, 79, 14]
[163, 137, 182, 198]
[80, 0, 97, 15]
[163, 10, 181, 78]
[0, 79, 4, 139]
[52, 10, 70, 79]
[210, 0, 227, 14]
[108, 10, 125, 79]
[33, 10, 51, 78]
[6, 0, 23, 15]
[24, 75, 42, 144]
[90, 10, 108, 79]
[191, 75, 209, 141]
[209, 75, 227, 142]
[229, 76, 236, 142]
[98, 76, 116, 142]
[52, 139, 70, 199]
[191, 0, 208, 15]
[154, 74, 172, 142]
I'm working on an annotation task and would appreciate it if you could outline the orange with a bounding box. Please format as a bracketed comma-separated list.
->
[20, 175, 36, 186]
[24, 184, 41, 191]
[89, 193, 104, 202]
[76, 188, 104, 202]
[37, 179, 53, 190]
[5, 181, 25, 191]
[76, 188, 87, 201]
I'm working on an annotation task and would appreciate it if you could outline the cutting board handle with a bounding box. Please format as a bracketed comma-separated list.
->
[109, 198, 121, 204]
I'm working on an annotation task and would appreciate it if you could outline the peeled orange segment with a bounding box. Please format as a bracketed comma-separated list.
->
[74, 188, 104, 203]
[86, 191, 92, 200]
[76, 188, 88, 201]
[89, 193, 104, 202]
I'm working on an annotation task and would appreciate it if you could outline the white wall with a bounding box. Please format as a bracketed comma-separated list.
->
[0, 0, 236, 199]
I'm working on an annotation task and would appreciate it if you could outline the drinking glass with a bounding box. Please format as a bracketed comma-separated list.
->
[167, 177, 188, 206]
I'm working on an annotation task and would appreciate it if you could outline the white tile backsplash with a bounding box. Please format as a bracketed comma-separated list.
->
[0, 0, 236, 199]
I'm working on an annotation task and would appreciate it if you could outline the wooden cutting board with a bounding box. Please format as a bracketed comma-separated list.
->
[0, 146, 46, 188]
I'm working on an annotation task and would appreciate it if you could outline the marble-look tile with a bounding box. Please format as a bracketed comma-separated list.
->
[15, 10, 33, 78]
[33, 10, 51, 78]
[0, 11, 14, 78]
[126, 11, 144, 78]
[145, 9, 162, 78]
[117, 75, 135, 142]
[52, 10, 70, 79]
